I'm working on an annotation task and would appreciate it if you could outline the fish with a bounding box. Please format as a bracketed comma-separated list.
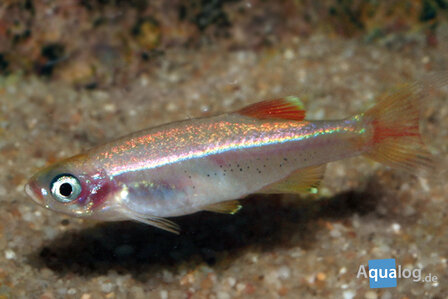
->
[25, 79, 442, 234]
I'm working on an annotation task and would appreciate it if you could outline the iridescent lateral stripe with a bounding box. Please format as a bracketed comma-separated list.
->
[108, 119, 363, 176]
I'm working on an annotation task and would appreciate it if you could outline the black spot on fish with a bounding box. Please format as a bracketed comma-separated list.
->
[284, 158, 288, 161]
[207, 174, 210, 177]
[239, 168, 243, 171]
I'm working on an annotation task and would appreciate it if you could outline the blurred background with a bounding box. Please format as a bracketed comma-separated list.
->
[0, 0, 446, 87]
[0, 1, 447, 298]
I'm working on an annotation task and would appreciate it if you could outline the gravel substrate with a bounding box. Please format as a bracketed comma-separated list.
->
[0, 17, 447, 299]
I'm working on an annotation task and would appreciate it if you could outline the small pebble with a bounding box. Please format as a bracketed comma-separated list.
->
[365, 290, 377, 299]
[40, 291, 55, 299]
[166, 102, 178, 112]
[391, 223, 401, 234]
[227, 277, 236, 287]
[5, 249, 16, 260]
[217, 292, 231, 299]
[104, 103, 117, 113]
[160, 290, 168, 299]
[343, 290, 356, 299]
[140, 76, 149, 86]
[250, 255, 258, 263]
[43, 226, 58, 239]
[418, 177, 430, 192]
[330, 228, 342, 238]
[316, 272, 326, 281]
[381, 292, 392, 299]
[100, 282, 114, 293]
[236, 283, 245, 293]
[0, 185, 7, 196]
[130, 287, 145, 299]
[277, 266, 290, 280]
[162, 270, 174, 283]
[284, 49, 295, 60]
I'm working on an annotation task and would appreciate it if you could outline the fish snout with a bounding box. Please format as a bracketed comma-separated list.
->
[25, 180, 45, 205]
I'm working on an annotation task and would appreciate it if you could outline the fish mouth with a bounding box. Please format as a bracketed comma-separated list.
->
[25, 181, 45, 205]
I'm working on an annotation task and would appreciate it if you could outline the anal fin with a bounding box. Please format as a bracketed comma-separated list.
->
[261, 164, 326, 195]
[202, 200, 242, 214]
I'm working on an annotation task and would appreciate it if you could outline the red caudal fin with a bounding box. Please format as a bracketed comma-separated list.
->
[362, 76, 448, 174]
[238, 96, 306, 121]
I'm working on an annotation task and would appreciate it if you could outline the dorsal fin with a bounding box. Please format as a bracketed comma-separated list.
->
[238, 96, 306, 121]
[261, 164, 326, 195]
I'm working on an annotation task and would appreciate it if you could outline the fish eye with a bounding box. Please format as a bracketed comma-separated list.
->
[50, 174, 82, 203]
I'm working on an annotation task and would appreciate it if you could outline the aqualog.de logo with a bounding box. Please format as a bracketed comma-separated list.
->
[356, 259, 438, 289]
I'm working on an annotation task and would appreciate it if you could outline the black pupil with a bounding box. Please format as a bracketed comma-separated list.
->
[59, 183, 73, 197]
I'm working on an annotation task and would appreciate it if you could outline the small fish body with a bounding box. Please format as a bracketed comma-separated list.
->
[26, 82, 439, 233]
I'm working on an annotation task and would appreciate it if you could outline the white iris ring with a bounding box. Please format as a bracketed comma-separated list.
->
[50, 175, 81, 203]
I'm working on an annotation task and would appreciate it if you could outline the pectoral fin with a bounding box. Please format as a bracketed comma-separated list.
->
[121, 207, 180, 234]
[132, 215, 180, 234]
[261, 164, 326, 195]
[202, 200, 242, 214]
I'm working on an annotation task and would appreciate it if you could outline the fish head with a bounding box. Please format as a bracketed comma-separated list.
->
[25, 154, 121, 220]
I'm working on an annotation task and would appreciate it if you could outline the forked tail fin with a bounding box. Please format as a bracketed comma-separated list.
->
[363, 77, 445, 174]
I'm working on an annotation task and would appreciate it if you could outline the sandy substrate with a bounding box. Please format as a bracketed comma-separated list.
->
[0, 23, 447, 299]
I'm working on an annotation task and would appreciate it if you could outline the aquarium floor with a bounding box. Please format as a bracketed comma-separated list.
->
[1, 29, 448, 299]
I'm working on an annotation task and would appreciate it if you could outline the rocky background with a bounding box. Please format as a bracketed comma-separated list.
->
[0, 1, 447, 298]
